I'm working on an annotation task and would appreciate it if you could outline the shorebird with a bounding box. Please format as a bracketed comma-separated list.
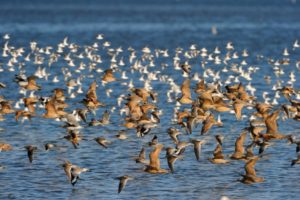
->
[43, 99, 60, 119]
[60, 113, 81, 130]
[15, 110, 34, 122]
[25, 145, 37, 163]
[115, 130, 128, 140]
[15, 75, 41, 91]
[82, 81, 104, 110]
[0, 143, 13, 151]
[208, 135, 229, 164]
[23, 97, 38, 113]
[102, 69, 116, 83]
[136, 123, 156, 137]
[116, 175, 134, 194]
[233, 99, 248, 120]
[177, 79, 193, 104]
[254, 102, 272, 119]
[70, 165, 90, 186]
[94, 137, 111, 148]
[64, 130, 83, 149]
[167, 127, 181, 144]
[44, 143, 55, 151]
[62, 160, 73, 182]
[201, 113, 222, 135]
[167, 154, 183, 173]
[148, 135, 158, 146]
[135, 147, 148, 164]
[230, 131, 247, 160]
[144, 144, 168, 174]
[260, 109, 287, 140]
[98, 110, 110, 125]
[240, 156, 264, 184]
[0, 100, 15, 115]
[244, 142, 256, 159]
[190, 138, 205, 161]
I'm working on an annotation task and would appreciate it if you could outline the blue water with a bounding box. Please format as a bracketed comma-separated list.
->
[0, 0, 300, 199]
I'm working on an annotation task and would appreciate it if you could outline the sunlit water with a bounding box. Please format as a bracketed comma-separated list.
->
[1, 0, 300, 199]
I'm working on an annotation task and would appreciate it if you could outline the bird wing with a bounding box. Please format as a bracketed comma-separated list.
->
[265, 109, 281, 134]
[139, 147, 146, 160]
[149, 144, 163, 169]
[77, 109, 88, 123]
[102, 110, 110, 122]
[201, 115, 214, 135]
[86, 81, 97, 100]
[167, 155, 177, 173]
[256, 103, 272, 114]
[118, 178, 128, 193]
[233, 101, 245, 120]
[15, 110, 23, 122]
[45, 99, 58, 114]
[213, 144, 224, 159]
[181, 79, 191, 98]
[245, 156, 259, 176]
[235, 131, 247, 154]
[192, 142, 201, 161]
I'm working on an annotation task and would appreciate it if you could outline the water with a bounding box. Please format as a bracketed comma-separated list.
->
[0, 0, 300, 199]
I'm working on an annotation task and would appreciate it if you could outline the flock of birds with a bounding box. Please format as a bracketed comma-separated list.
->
[0, 33, 300, 194]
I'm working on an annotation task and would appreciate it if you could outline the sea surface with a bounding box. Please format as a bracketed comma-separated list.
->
[0, 0, 300, 199]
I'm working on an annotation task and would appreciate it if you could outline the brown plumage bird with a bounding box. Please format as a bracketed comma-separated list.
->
[177, 79, 193, 104]
[201, 113, 222, 135]
[265, 109, 281, 134]
[208, 136, 229, 164]
[0, 143, 13, 151]
[102, 69, 116, 83]
[167, 127, 181, 144]
[230, 131, 247, 160]
[144, 144, 168, 174]
[176, 109, 190, 125]
[131, 88, 152, 103]
[194, 79, 206, 94]
[43, 99, 60, 118]
[52, 88, 66, 102]
[262, 109, 287, 140]
[244, 122, 266, 142]
[135, 147, 148, 164]
[278, 86, 295, 100]
[255, 103, 272, 119]
[23, 97, 38, 113]
[0, 101, 15, 114]
[25, 76, 41, 91]
[233, 99, 247, 120]
[15, 110, 34, 122]
[83, 81, 104, 109]
[240, 156, 264, 184]
[64, 130, 82, 149]
[208, 143, 229, 164]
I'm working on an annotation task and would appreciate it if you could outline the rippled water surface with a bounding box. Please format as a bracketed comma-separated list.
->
[1, 0, 300, 199]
